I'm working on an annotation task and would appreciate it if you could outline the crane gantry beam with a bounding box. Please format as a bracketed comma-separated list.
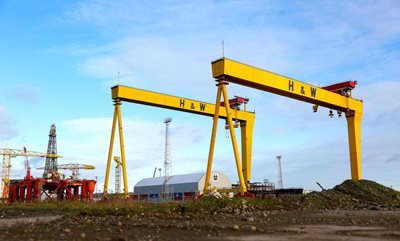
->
[112, 85, 255, 121]
[104, 85, 255, 199]
[205, 58, 363, 195]
[37, 164, 95, 180]
[0, 148, 63, 198]
[0, 148, 60, 158]
[211, 58, 363, 113]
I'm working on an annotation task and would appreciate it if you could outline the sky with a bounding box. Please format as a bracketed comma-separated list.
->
[0, 0, 399, 193]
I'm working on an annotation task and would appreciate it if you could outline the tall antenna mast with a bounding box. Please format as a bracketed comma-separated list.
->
[276, 155, 283, 189]
[163, 117, 172, 197]
[117, 71, 120, 85]
[221, 40, 225, 58]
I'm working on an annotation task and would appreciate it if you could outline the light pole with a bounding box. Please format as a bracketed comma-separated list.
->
[276, 155, 283, 189]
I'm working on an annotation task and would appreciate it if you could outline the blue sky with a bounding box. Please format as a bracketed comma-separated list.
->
[0, 0, 399, 192]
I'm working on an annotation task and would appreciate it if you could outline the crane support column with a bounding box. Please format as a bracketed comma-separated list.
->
[104, 100, 129, 199]
[346, 111, 362, 180]
[116, 102, 129, 198]
[241, 120, 253, 184]
[104, 101, 118, 199]
[204, 84, 222, 192]
[205, 80, 247, 194]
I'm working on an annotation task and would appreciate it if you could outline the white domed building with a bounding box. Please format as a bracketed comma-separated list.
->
[133, 171, 231, 200]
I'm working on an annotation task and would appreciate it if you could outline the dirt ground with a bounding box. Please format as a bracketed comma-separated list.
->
[0, 208, 399, 241]
[0, 179, 399, 241]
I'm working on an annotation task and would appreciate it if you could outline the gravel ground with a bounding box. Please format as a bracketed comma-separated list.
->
[0, 179, 399, 241]
[0, 209, 399, 241]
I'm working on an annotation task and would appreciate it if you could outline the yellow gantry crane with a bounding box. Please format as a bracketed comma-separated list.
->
[204, 58, 363, 195]
[0, 148, 61, 198]
[103, 85, 255, 199]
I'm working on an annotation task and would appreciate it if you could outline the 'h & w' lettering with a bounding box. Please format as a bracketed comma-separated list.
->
[200, 103, 206, 111]
[288, 80, 294, 91]
[310, 87, 317, 98]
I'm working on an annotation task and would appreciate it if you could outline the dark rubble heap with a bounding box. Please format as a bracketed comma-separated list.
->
[294, 179, 400, 210]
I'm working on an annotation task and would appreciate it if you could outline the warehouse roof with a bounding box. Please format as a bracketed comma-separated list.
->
[135, 176, 166, 187]
[167, 172, 204, 185]
[135, 172, 205, 187]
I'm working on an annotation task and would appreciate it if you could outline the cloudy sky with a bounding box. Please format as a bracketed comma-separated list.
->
[0, 0, 399, 192]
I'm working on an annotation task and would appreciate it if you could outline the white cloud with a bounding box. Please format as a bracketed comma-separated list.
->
[7, 84, 40, 104]
[356, 81, 400, 123]
[54, 0, 400, 96]
[0, 105, 19, 141]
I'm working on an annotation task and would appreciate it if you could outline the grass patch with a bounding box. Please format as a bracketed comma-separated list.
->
[0, 179, 399, 217]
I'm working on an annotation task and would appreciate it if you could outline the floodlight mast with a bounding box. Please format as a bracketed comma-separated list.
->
[163, 117, 172, 197]
[276, 155, 283, 189]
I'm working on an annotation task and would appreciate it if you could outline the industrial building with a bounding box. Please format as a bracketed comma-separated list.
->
[133, 171, 231, 200]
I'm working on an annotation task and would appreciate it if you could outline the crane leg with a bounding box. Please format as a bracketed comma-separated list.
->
[204, 84, 222, 193]
[221, 83, 247, 194]
[116, 102, 129, 198]
[204, 80, 248, 195]
[104, 102, 118, 199]
[346, 111, 362, 180]
[240, 120, 254, 186]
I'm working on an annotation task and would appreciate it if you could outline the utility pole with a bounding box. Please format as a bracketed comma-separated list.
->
[163, 118, 172, 198]
[276, 155, 283, 189]
[153, 167, 157, 178]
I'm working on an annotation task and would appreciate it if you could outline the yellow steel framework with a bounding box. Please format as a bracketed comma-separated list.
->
[36, 163, 95, 180]
[103, 85, 255, 199]
[205, 58, 363, 194]
[114, 156, 122, 194]
[0, 148, 62, 198]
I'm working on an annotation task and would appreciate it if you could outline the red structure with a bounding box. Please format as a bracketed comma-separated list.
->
[322, 80, 358, 96]
[8, 178, 96, 203]
[220, 96, 249, 110]
[6, 125, 97, 204]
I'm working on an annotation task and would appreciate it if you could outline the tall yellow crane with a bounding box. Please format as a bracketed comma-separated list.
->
[103, 85, 255, 199]
[0, 148, 61, 198]
[205, 58, 363, 195]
